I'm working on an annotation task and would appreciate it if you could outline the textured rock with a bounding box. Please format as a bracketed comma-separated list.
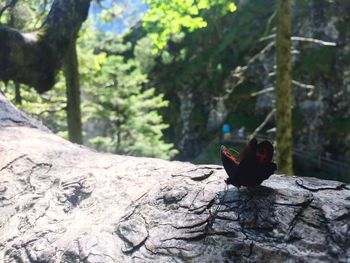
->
[1, 96, 350, 262]
[0, 93, 49, 131]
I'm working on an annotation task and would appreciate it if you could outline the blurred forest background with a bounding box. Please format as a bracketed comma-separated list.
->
[1, 0, 350, 182]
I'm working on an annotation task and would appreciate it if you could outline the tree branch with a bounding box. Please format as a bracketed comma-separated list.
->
[0, 0, 19, 21]
[291, 36, 336, 46]
[291, 80, 314, 90]
[0, 0, 91, 93]
[251, 80, 315, 97]
[251, 87, 275, 97]
[35, 106, 67, 117]
[260, 34, 336, 46]
[249, 108, 276, 140]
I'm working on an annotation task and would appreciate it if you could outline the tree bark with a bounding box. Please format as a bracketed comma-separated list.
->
[64, 39, 83, 144]
[8, 3, 22, 106]
[0, 95, 349, 262]
[14, 82, 21, 105]
[276, 0, 293, 175]
[0, 0, 91, 93]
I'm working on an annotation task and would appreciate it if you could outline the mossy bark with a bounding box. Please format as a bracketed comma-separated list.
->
[64, 39, 83, 144]
[14, 82, 21, 105]
[276, 0, 293, 175]
[9, 5, 22, 106]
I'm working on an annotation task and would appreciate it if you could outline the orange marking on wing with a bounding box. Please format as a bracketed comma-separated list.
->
[222, 149, 240, 165]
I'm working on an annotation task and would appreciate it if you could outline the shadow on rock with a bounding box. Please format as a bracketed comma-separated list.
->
[215, 186, 277, 231]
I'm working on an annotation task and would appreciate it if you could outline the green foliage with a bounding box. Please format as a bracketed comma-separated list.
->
[91, 88, 176, 159]
[0, 0, 51, 28]
[225, 111, 258, 132]
[292, 106, 303, 128]
[295, 46, 336, 79]
[1, 76, 68, 136]
[98, 5, 124, 23]
[133, 36, 157, 73]
[326, 117, 350, 134]
[78, 24, 177, 160]
[189, 106, 206, 132]
[2, 2, 177, 160]
[142, 0, 236, 50]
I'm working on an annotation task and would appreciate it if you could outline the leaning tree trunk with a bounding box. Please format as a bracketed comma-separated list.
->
[1, 93, 350, 263]
[64, 39, 83, 144]
[275, 0, 293, 175]
[0, 0, 91, 93]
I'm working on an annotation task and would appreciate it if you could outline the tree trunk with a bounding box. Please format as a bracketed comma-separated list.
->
[8, 4, 22, 106]
[64, 39, 83, 144]
[14, 82, 21, 105]
[1, 93, 349, 262]
[0, 0, 91, 93]
[276, 0, 293, 175]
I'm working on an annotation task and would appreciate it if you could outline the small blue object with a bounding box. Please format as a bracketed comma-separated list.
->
[223, 124, 231, 134]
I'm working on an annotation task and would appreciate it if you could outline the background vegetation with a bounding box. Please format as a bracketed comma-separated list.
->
[1, 0, 349, 182]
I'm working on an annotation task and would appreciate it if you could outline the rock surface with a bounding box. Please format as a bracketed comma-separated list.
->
[1, 95, 350, 262]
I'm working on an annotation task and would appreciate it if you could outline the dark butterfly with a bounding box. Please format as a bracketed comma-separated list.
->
[221, 138, 277, 187]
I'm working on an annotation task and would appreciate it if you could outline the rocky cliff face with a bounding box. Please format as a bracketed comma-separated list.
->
[1, 94, 350, 262]
[148, 0, 350, 162]
[252, 0, 350, 158]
